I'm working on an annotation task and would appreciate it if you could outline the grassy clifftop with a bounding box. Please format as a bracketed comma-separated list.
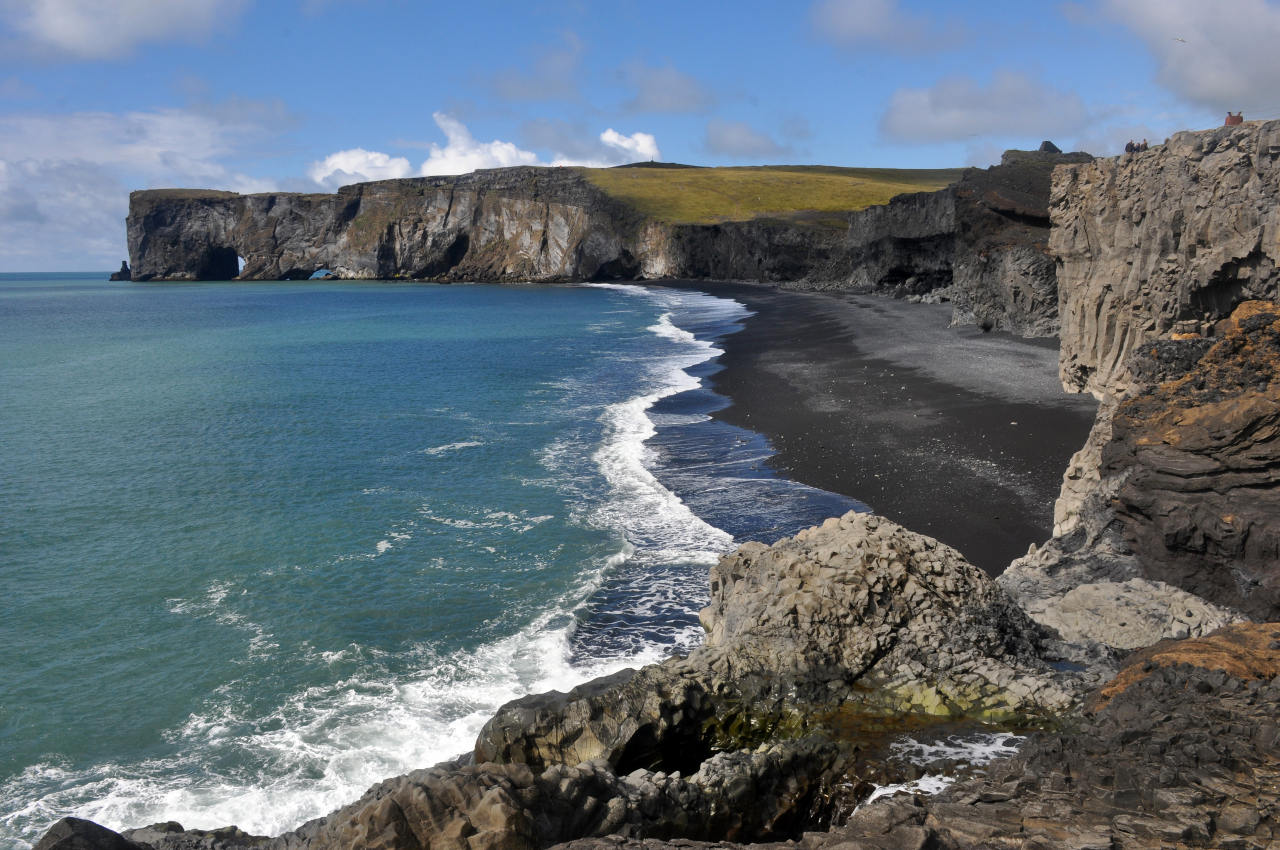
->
[580, 164, 966, 225]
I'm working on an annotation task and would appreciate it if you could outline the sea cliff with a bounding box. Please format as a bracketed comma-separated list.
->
[125, 149, 1088, 337]
[46, 122, 1280, 850]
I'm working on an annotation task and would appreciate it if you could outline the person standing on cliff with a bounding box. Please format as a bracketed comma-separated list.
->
[1125, 140, 1136, 154]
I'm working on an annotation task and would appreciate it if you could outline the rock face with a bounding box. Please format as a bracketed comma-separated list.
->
[1002, 300, 1280, 642]
[1053, 120, 1280, 398]
[1003, 123, 1280, 646]
[800, 148, 1092, 337]
[552, 623, 1280, 850]
[125, 150, 1090, 337]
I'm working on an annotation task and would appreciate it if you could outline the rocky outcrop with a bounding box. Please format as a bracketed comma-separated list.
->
[478, 513, 1076, 781]
[108, 260, 131, 281]
[1002, 300, 1280, 642]
[1054, 120, 1280, 398]
[125, 170, 858, 285]
[126, 151, 1090, 338]
[552, 623, 1280, 850]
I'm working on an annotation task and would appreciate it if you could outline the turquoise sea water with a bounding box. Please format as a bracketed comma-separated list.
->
[0, 275, 861, 848]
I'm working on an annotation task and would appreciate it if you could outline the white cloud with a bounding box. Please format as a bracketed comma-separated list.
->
[308, 148, 412, 190]
[810, 0, 963, 51]
[595, 129, 660, 162]
[705, 119, 790, 159]
[420, 112, 540, 175]
[880, 71, 1090, 142]
[1102, 0, 1280, 112]
[2, 0, 250, 59]
[622, 63, 715, 113]
[522, 119, 660, 165]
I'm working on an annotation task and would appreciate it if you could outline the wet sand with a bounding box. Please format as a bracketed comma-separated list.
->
[664, 282, 1099, 576]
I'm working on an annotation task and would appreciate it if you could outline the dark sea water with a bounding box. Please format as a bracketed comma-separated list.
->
[0, 275, 862, 848]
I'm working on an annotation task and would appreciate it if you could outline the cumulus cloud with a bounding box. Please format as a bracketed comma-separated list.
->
[491, 31, 583, 102]
[308, 148, 412, 190]
[521, 118, 661, 166]
[880, 71, 1091, 142]
[420, 112, 540, 175]
[2, 0, 250, 59]
[622, 62, 715, 113]
[705, 119, 790, 159]
[0, 104, 279, 270]
[1102, 0, 1280, 111]
[591, 129, 660, 163]
[810, 0, 963, 51]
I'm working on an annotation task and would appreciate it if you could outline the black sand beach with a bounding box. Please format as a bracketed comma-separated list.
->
[676, 283, 1098, 575]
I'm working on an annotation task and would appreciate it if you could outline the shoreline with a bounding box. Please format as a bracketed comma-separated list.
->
[662, 281, 1097, 575]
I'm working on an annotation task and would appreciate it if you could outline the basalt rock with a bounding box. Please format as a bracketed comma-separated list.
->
[552, 623, 1280, 850]
[125, 151, 1089, 338]
[108, 260, 131, 281]
[796, 148, 1092, 337]
[1053, 120, 1280, 398]
[1002, 300, 1280, 641]
[477, 513, 1077, 781]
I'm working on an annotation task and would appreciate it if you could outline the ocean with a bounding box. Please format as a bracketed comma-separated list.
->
[0, 274, 862, 849]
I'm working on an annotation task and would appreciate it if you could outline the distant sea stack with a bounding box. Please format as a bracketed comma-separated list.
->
[124, 148, 1089, 337]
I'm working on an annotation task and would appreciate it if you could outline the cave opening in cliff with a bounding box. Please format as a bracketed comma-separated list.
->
[198, 247, 241, 281]
[308, 269, 334, 279]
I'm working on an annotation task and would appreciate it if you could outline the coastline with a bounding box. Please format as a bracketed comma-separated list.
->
[667, 282, 1098, 574]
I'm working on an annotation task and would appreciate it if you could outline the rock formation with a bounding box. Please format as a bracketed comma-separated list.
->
[807, 148, 1091, 337]
[1054, 121, 1280, 397]
[108, 260, 131, 281]
[553, 623, 1280, 850]
[125, 149, 1090, 337]
[1001, 302, 1280, 647]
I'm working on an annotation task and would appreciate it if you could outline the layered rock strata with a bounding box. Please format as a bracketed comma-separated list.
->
[805, 148, 1091, 337]
[126, 150, 1089, 337]
[1002, 300, 1280, 643]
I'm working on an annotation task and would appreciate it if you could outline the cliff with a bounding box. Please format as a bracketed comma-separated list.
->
[126, 151, 1089, 337]
[1002, 121, 1280, 648]
[803, 148, 1092, 337]
[1054, 121, 1280, 397]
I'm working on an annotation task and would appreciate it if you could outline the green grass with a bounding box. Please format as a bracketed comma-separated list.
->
[580, 164, 966, 225]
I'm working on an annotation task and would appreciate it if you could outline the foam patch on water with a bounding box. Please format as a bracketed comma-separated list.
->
[852, 732, 1027, 816]
[418, 440, 485, 456]
[891, 731, 1026, 766]
[858, 774, 956, 809]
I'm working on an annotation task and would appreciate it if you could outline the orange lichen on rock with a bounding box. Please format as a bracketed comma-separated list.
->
[1093, 622, 1280, 708]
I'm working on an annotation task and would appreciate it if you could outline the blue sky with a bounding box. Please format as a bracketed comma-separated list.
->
[2, 0, 1278, 270]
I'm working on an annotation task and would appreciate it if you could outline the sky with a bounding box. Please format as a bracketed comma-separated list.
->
[2, 0, 1280, 270]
